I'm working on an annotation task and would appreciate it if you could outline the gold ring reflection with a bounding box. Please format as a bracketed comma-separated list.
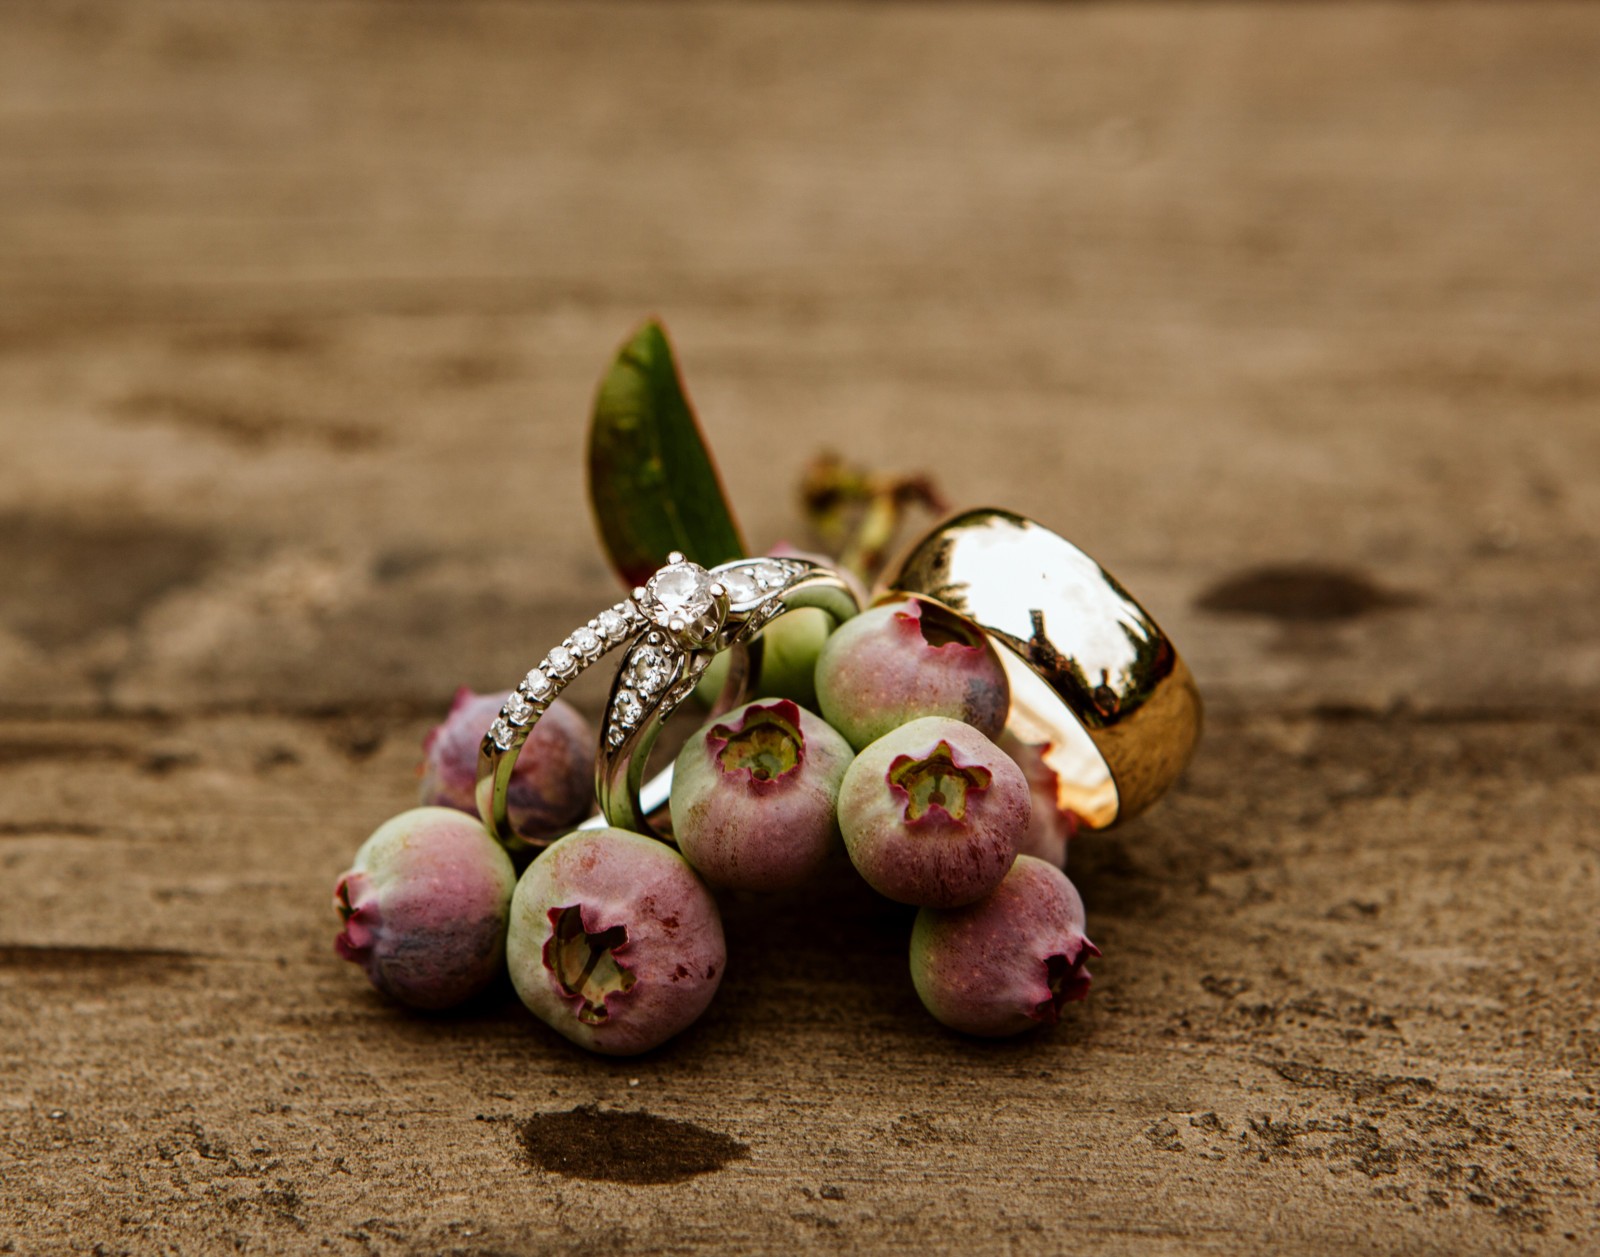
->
[880, 507, 1201, 829]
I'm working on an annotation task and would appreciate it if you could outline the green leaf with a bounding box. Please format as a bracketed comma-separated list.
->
[587, 321, 747, 588]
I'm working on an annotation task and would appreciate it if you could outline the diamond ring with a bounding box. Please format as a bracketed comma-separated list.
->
[476, 552, 861, 851]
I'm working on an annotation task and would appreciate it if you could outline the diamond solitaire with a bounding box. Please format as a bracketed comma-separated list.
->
[635, 552, 727, 645]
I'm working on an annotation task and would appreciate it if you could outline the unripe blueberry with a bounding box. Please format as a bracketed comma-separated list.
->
[815, 597, 1009, 751]
[837, 717, 1028, 908]
[910, 855, 1099, 1037]
[998, 733, 1081, 869]
[334, 806, 518, 1010]
[670, 699, 854, 892]
[419, 687, 593, 841]
[694, 611, 832, 712]
[506, 828, 725, 1056]
[748, 609, 832, 709]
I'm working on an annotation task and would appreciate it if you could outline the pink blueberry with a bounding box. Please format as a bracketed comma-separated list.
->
[815, 597, 1010, 751]
[670, 699, 854, 892]
[910, 855, 1099, 1037]
[837, 716, 1029, 908]
[334, 806, 518, 1010]
[998, 732, 1081, 869]
[419, 687, 593, 842]
[505, 828, 726, 1056]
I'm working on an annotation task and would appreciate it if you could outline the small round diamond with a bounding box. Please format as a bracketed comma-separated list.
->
[572, 627, 601, 658]
[755, 560, 789, 587]
[488, 718, 516, 751]
[719, 567, 763, 606]
[641, 561, 716, 629]
[545, 646, 575, 676]
[524, 669, 554, 700]
[627, 646, 670, 696]
[597, 608, 629, 641]
[505, 691, 534, 725]
[613, 688, 643, 727]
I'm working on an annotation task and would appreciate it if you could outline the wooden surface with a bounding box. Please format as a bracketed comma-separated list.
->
[2, 2, 1598, 1252]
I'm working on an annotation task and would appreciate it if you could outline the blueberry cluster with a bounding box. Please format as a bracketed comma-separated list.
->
[333, 595, 1096, 1055]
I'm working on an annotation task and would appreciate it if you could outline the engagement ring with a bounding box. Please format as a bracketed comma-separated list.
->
[476, 553, 860, 850]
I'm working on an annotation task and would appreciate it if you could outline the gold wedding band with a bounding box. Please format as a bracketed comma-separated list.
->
[880, 507, 1201, 829]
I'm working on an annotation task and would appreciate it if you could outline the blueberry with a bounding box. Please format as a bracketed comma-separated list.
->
[998, 732, 1081, 869]
[671, 699, 854, 892]
[334, 807, 517, 1010]
[837, 716, 1028, 907]
[815, 598, 1009, 751]
[910, 855, 1099, 1037]
[419, 687, 593, 842]
[505, 828, 726, 1055]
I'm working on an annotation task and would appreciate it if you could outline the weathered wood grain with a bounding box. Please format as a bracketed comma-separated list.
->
[3, 0, 1598, 719]
[1, 1, 1597, 1253]
[2, 709, 1596, 1252]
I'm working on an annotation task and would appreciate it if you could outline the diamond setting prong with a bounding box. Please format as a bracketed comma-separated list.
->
[638, 556, 727, 647]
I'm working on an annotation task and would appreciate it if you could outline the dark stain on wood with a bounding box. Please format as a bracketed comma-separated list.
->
[173, 320, 328, 358]
[0, 944, 200, 974]
[0, 512, 217, 648]
[0, 820, 104, 838]
[518, 1105, 749, 1184]
[113, 390, 380, 451]
[1195, 565, 1419, 622]
[0, 737, 194, 776]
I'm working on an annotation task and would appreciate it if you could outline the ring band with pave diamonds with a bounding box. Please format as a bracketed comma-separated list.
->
[476, 552, 861, 851]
